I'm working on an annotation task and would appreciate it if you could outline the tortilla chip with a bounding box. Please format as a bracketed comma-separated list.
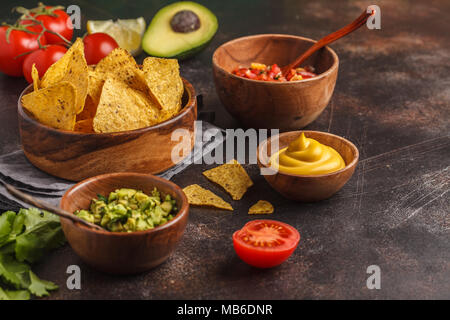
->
[31, 64, 39, 91]
[40, 38, 88, 114]
[94, 48, 148, 93]
[183, 184, 233, 211]
[248, 200, 274, 214]
[87, 68, 104, 106]
[202, 159, 253, 200]
[77, 95, 97, 121]
[143, 57, 183, 119]
[40, 48, 70, 87]
[21, 81, 77, 131]
[74, 118, 94, 133]
[93, 78, 160, 133]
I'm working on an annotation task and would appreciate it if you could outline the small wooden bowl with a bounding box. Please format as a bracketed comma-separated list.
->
[212, 34, 338, 131]
[257, 131, 358, 202]
[60, 172, 189, 274]
[18, 78, 197, 182]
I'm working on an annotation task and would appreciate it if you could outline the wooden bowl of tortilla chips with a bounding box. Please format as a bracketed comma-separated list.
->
[18, 39, 197, 181]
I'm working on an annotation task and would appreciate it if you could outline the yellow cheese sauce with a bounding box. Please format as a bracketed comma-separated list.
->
[270, 133, 345, 175]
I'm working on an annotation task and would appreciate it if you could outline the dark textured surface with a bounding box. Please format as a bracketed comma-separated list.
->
[0, 0, 449, 299]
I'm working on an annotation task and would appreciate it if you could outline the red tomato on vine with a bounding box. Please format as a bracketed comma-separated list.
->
[0, 25, 47, 77]
[19, 4, 73, 44]
[22, 45, 67, 83]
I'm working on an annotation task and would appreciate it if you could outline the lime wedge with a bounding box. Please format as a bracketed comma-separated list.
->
[87, 17, 146, 56]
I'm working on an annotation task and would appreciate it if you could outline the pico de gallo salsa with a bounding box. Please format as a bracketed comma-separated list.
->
[232, 62, 317, 82]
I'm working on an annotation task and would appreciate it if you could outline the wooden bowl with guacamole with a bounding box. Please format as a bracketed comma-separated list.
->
[60, 172, 189, 274]
[257, 131, 359, 202]
[17, 78, 197, 182]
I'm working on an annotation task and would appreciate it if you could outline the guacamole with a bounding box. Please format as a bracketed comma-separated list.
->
[75, 188, 177, 232]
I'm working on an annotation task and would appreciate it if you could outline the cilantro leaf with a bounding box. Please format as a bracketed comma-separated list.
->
[28, 271, 58, 297]
[97, 194, 108, 203]
[0, 252, 30, 289]
[10, 210, 25, 237]
[15, 220, 65, 263]
[21, 208, 59, 230]
[0, 287, 30, 300]
[0, 209, 63, 299]
[0, 211, 16, 245]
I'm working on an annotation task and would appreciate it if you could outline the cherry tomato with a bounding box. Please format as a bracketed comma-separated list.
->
[83, 33, 119, 65]
[270, 64, 281, 74]
[286, 69, 296, 81]
[22, 45, 67, 83]
[244, 69, 257, 80]
[233, 220, 300, 268]
[0, 26, 47, 77]
[233, 62, 316, 82]
[20, 5, 73, 44]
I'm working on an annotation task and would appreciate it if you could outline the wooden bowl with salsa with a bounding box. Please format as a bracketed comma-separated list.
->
[212, 34, 338, 131]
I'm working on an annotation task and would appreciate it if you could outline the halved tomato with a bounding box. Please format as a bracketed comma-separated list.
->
[232, 220, 300, 268]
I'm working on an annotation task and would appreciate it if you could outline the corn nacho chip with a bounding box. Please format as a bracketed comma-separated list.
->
[93, 78, 160, 133]
[87, 68, 104, 106]
[40, 38, 88, 114]
[74, 118, 94, 133]
[21, 81, 77, 131]
[77, 95, 98, 121]
[94, 48, 148, 93]
[202, 159, 253, 200]
[183, 184, 233, 211]
[143, 57, 183, 119]
[25, 41, 184, 134]
[31, 64, 40, 91]
[248, 200, 274, 214]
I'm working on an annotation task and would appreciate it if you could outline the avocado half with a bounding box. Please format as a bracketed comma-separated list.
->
[142, 1, 218, 60]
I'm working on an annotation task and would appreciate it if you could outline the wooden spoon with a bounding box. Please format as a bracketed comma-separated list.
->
[0, 180, 104, 231]
[282, 9, 375, 75]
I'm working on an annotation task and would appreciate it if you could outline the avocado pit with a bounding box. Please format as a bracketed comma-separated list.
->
[170, 10, 201, 33]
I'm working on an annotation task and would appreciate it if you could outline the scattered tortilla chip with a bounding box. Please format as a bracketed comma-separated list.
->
[40, 38, 88, 114]
[202, 159, 253, 200]
[31, 64, 39, 91]
[183, 184, 233, 211]
[74, 118, 94, 133]
[21, 81, 77, 131]
[95, 48, 149, 93]
[93, 78, 160, 133]
[143, 57, 183, 119]
[77, 95, 97, 121]
[248, 200, 274, 214]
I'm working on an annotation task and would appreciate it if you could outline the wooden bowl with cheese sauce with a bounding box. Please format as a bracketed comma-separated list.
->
[257, 130, 358, 202]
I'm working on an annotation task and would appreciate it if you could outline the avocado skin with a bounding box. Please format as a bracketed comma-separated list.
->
[149, 37, 214, 61]
[142, 1, 218, 60]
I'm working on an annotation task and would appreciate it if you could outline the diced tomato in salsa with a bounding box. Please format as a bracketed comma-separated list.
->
[232, 63, 317, 82]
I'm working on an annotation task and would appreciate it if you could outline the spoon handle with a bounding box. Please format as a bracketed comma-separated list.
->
[282, 9, 374, 74]
[1, 180, 103, 231]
